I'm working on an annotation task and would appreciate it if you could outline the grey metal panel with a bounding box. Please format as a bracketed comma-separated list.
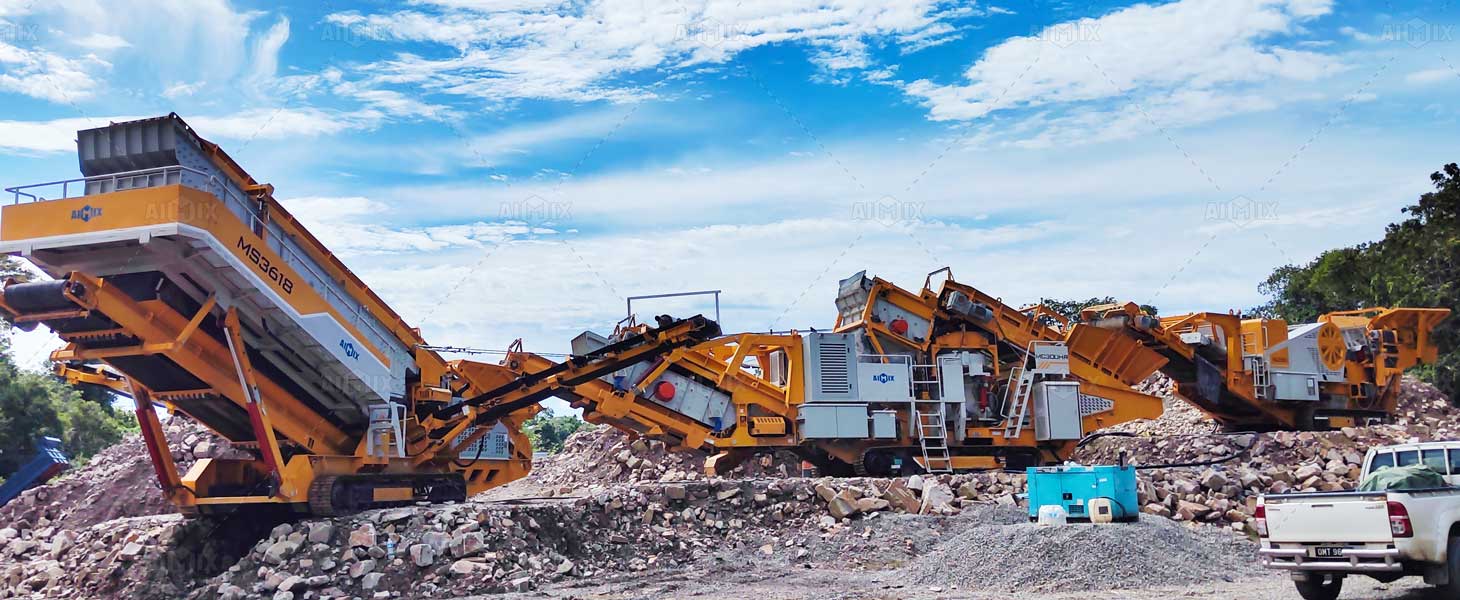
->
[869, 298, 933, 341]
[871, 410, 897, 439]
[799, 404, 842, 439]
[623, 370, 736, 430]
[798, 404, 869, 439]
[834, 271, 871, 324]
[455, 419, 511, 460]
[803, 332, 859, 402]
[1034, 382, 1082, 441]
[1272, 372, 1320, 401]
[837, 405, 869, 438]
[856, 362, 912, 402]
[571, 330, 610, 355]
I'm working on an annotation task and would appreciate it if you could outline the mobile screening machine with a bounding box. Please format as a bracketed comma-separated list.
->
[0, 115, 548, 515]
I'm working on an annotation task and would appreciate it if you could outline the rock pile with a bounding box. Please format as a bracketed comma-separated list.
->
[185, 474, 1031, 600]
[1096, 374, 1215, 437]
[1076, 377, 1460, 531]
[522, 425, 800, 489]
[0, 416, 240, 532]
[901, 505, 1264, 593]
[1, 512, 275, 600]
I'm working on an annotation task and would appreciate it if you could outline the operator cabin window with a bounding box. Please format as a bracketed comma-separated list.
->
[1371, 452, 1395, 471]
[1450, 449, 1460, 475]
[1396, 450, 1420, 467]
[1423, 449, 1449, 474]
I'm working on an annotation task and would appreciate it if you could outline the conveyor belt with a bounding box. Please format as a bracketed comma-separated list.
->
[3, 280, 75, 312]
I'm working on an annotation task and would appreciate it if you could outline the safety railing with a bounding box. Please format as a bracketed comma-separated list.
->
[4, 166, 400, 363]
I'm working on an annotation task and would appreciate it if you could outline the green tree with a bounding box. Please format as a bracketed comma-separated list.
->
[0, 325, 135, 477]
[1039, 296, 1159, 322]
[0, 353, 66, 476]
[0, 256, 30, 282]
[0, 257, 30, 328]
[1254, 163, 1460, 399]
[521, 410, 588, 454]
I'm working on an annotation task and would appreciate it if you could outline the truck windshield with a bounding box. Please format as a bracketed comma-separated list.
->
[1423, 449, 1449, 474]
[1371, 452, 1395, 471]
[1397, 450, 1420, 467]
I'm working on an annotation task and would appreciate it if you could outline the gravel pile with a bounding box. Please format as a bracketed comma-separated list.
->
[901, 507, 1263, 593]
[523, 425, 800, 489]
[1068, 377, 1459, 531]
[1092, 374, 1216, 437]
[0, 415, 242, 531]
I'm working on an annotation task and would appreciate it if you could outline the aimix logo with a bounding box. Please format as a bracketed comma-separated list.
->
[70, 205, 102, 222]
[872, 372, 896, 384]
[339, 339, 360, 360]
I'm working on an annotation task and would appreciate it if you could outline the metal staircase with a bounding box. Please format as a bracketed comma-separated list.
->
[1251, 357, 1271, 400]
[915, 401, 953, 473]
[1001, 365, 1037, 438]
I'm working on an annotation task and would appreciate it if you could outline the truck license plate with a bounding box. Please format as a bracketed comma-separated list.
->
[1314, 547, 1345, 558]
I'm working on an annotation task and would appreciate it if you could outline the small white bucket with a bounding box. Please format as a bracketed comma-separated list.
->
[1036, 504, 1068, 526]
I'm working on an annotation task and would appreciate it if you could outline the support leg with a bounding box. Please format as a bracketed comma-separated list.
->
[129, 383, 183, 497]
[223, 308, 285, 493]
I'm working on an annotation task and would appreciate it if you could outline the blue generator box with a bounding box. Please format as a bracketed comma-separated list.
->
[1025, 464, 1139, 522]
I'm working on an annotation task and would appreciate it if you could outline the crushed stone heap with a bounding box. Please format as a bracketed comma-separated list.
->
[1074, 377, 1459, 529]
[0, 416, 241, 532]
[522, 425, 801, 489]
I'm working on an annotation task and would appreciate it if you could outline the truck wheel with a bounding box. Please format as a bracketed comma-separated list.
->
[1438, 537, 1460, 597]
[1294, 574, 1343, 600]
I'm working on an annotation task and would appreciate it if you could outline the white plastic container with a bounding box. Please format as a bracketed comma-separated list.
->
[1036, 504, 1068, 526]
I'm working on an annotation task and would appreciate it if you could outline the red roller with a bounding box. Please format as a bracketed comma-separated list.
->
[889, 318, 909, 335]
[653, 381, 676, 401]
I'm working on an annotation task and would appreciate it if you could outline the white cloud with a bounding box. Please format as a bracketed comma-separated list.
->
[0, 2, 313, 108]
[162, 81, 205, 98]
[186, 108, 385, 141]
[899, 0, 1341, 126]
[72, 32, 130, 50]
[281, 195, 542, 256]
[325, 0, 963, 104]
[0, 116, 128, 154]
[247, 16, 291, 87]
[1405, 68, 1455, 85]
[0, 109, 384, 156]
[0, 41, 108, 102]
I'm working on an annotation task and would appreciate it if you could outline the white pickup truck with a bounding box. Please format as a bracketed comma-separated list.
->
[1258, 441, 1460, 600]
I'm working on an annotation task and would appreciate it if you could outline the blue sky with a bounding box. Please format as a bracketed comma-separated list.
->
[2, 1, 1460, 409]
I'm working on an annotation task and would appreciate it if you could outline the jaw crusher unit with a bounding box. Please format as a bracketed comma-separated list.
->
[492, 270, 1172, 477]
[1079, 302, 1450, 430]
[0, 114, 537, 516]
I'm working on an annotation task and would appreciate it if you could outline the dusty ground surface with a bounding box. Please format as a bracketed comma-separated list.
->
[475, 571, 1431, 600]
[5, 378, 1457, 600]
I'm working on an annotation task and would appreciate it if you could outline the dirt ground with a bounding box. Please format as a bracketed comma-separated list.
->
[465, 480, 1437, 600]
[474, 567, 1432, 600]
